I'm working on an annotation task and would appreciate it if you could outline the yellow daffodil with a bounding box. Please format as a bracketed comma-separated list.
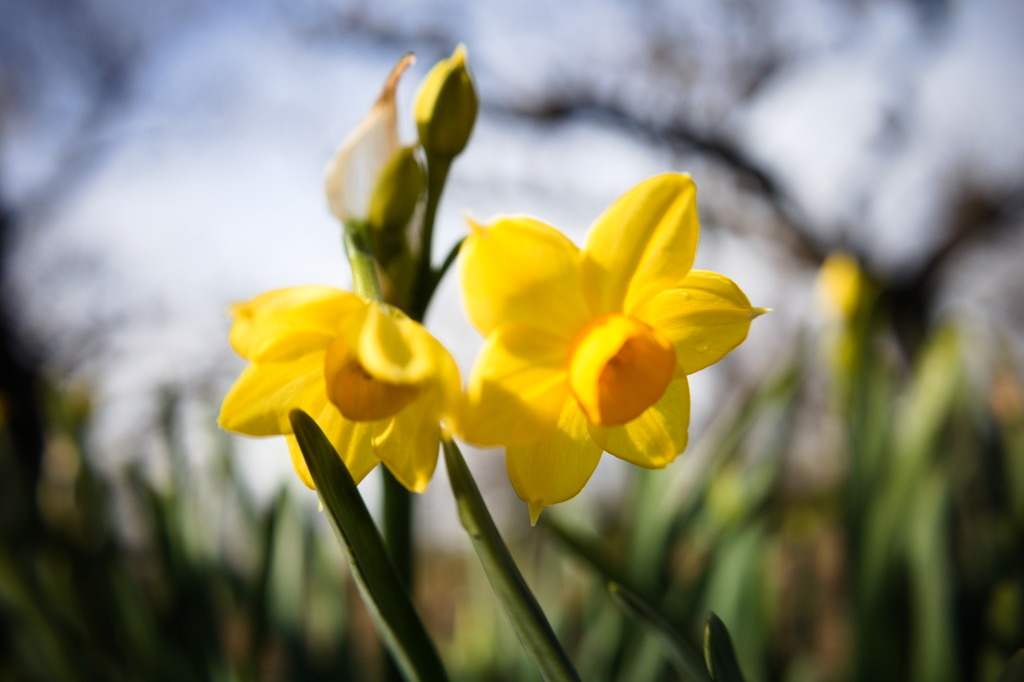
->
[815, 251, 877, 383]
[324, 54, 415, 225]
[218, 286, 461, 493]
[816, 251, 868, 325]
[459, 173, 766, 522]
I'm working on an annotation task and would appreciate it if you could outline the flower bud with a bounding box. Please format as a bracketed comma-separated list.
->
[324, 53, 414, 224]
[414, 44, 478, 160]
[368, 146, 425, 238]
[367, 146, 423, 307]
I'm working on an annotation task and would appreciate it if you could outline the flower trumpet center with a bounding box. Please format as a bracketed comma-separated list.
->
[568, 314, 676, 426]
[325, 355, 421, 422]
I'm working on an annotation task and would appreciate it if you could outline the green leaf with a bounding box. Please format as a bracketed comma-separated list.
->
[607, 582, 712, 682]
[704, 613, 747, 682]
[442, 439, 581, 682]
[290, 409, 449, 682]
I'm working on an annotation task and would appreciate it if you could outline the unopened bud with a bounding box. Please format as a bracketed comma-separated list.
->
[324, 53, 414, 224]
[368, 146, 425, 237]
[414, 44, 478, 160]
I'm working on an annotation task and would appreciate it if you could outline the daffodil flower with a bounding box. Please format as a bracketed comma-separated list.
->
[324, 54, 415, 225]
[459, 173, 767, 522]
[218, 286, 461, 492]
[816, 251, 870, 325]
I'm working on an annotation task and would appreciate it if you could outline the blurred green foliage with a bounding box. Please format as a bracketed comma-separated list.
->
[0, 387, 365, 681]
[2, 295, 1023, 681]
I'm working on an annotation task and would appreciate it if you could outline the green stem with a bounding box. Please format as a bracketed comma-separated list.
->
[382, 465, 414, 589]
[342, 221, 384, 302]
[382, 471, 413, 682]
[411, 154, 452, 322]
[342, 220, 415, 656]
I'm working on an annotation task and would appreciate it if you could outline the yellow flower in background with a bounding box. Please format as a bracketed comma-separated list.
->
[218, 287, 461, 492]
[459, 173, 766, 522]
[324, 53, 415, 225]
[816, 251, 868, 324]
[815, 251, 877, 382]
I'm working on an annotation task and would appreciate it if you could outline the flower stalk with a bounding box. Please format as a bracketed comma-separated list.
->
[411, 154, 451, 322]
[342, 220, 385, 302]
[342, 219, 418, 593]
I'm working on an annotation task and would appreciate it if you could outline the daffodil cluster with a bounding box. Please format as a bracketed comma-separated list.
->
[219, 48, 765, 520]
[219, 47, 476, 490]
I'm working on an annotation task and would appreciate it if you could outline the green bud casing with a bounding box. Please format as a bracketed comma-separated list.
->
[414, 44, 478, 160]
[369, 145, 426, 237]
[367, 146, 424, 309]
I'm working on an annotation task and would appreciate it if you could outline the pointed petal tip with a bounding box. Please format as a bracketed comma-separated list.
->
[528, 501, 544, 526]
[382, 53, 416, 98]
[465, 214, 486, 236]
[751, 307, 772, 318]
[643, 171, 695, 193]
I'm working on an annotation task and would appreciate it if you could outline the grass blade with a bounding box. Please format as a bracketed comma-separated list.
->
[540, 514, 633, 589]
[290, 409, 449, 682]
[608, 582, 712, 682]
[704, 613, 747, 682]
[442, 438, 581, 682]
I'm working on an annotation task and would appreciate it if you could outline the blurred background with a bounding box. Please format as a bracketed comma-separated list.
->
[1, 0, 1022, 680]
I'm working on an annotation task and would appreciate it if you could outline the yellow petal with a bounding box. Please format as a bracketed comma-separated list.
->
[587, 376, 690, 468]
[324, 54, 414, 223]
[229, 287, 360, 362]
[506, 400, 603, 524]
[286, 435, 316, 489]
[218, 352, 325, 436]
[324, 341, 422, 421]
[460, 216, 589, 338]
[356, 304, 436, 385]
[372, 387, 442, 493]
[632, 270, 767, 375]
[329, 415, 379, 485]
[285, 398, 379, 489]
[568, 315, 675, 426]
[581, 174, 699, 315]
[430, 340, 465, 436]
[370, 336, 461, 492]
[288, 419, 380, 489]
[460, 323, 572, 447]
